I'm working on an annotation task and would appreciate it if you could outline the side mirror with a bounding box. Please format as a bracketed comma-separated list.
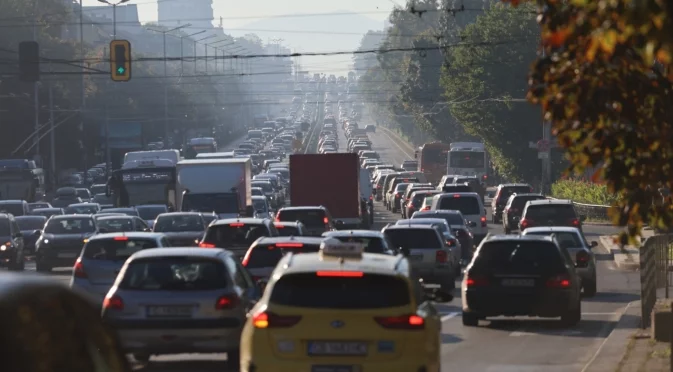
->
[399, 246, 410, 257]
[590, 241, 598, 248]
[580, 215, 587, 222]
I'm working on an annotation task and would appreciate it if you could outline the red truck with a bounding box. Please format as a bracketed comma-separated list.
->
[290, 153, 364, 229]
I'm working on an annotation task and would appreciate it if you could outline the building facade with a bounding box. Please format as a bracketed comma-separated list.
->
[158, 0, 214, 30]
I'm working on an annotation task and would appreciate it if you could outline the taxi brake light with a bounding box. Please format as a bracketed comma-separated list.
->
[276, 242, 304, 248]
[316, 271, 364, 277]
[253, 311, 302, 328]
[374, 314, 425, 330]
[113, 236, 128, 241]
[230, 223, 245, 227]
[199, 242, 216, 248]
[275, 224, 285, 228]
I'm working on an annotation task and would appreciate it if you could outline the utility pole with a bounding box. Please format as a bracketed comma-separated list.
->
[80, 0, 86, 172]
[48, 66, 55, 190]
[32, 0, 40, 165]
[104, 47, 111, 176]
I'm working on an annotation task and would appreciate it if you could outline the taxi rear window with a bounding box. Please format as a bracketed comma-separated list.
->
[83, 238, 158, 261]
[269, 273, 410, 309]
[245, 243, 320, 268]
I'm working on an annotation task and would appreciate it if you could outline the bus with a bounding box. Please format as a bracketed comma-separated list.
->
[183, 137, 217, 159]
[0, 159, 45, 202]
[447, 142, 488, 182]
[124, 149, 180, 165]
[107, 158, 176, 209]
[415, 142, 451, 185]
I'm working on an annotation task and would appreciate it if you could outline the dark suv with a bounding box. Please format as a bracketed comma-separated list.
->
[275, 206, 336, 236]
[199, 218, 278, 258]
[519, 199, 584, 232]
[0, 213, 25, 270]
[502, 193, 547, 233]
[491, 183, 533, 223]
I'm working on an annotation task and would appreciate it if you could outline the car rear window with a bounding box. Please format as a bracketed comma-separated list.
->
[275, 225, 301, 237]
[499, 186, 532, 202]
[83, 238, 158, 261]
[439, 196, 481, 215]
[245, 243, 320, 268]
[331, 236, 389, 254]
[270, 273, 410, 309]
[472, 241, 565, 274]
[97, 218, 134, 232]
[64, 205, 99, 215]
[203, 223, 271, 247]
[512, 195, 546, 210]
[525, 231, 583, 249]
[441, 185, 473, 193]
[119, 257, 229, 290]
[411, 192, 438, 207]
[0, 203, 24, 216]
[412, 213, 465, 226]
[384, 228, 442, 249]
[395, 183, 410, 192]
[525, 204, 576, 220]
[154, 215, 205, 232]
[277, 209, 326, 228]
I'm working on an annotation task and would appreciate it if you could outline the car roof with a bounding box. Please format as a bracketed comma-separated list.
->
[129, 247, 230, 260]
[88, 232, 165, 241]
[32, 208, 61, 212]
[67, 203, 98, 207]
[383, 224, 437, 231]
[50, 215, 93, 220]
[413, 209, 462, 215]
[500, 183, 531, 188]
[251, 195, 267, 200]
[96, 215, 135, 220]
[156, 212, 203, 217]
[484, 234, 555, 243]
[211, 218, 268, 226]
[527, 199, 572, 206]
[15, 215, 46, 220]
[278, 206, 326, 211]
[0, 200, 24, 204]
[277, 251, 404, 276]
[522, 226, 582, 234]
[323, 230, 385, 238]
[135, 204, 167, 209]
[436, 192, 480, 197]
[509, 193, 545, 199]
[397, 218, 446, 225]
[253, 236, 324, 245]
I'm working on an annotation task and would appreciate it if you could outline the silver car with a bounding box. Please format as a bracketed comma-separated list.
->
[102, 247, 261, 364]
[521, 226, 598, 297]
[70, 232, 170, 304]
[395, 218, 461, 275]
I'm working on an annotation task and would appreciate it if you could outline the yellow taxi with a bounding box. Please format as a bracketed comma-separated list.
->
[240, 238, 443, 372]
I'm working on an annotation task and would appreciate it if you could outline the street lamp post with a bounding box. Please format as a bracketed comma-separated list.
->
[179, 30, 205, 75]
[146, 24, 190, 146]
[210, 41, 233, 72]
[97, 0, 129, 38]
[195, 34, 217, 73]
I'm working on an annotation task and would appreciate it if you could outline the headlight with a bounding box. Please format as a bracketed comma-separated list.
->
[42, 239, 49, 244]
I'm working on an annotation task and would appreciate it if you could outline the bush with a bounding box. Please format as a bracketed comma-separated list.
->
[551, 179, 620, 206]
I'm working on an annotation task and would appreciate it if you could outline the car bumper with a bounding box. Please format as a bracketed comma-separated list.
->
[463, 289, 574, 317]
[37, 249, 80, 267]
[242, 360, 436, 372]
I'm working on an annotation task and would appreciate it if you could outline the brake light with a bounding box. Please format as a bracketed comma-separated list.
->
[480, 216, 487, 227]
[465, 276, 489, 287]
[421, 206, 431, 211]
[323, 217, 329, 224]
[275, 215, 281, 222]
[113, 236, 128, 241]
[73, 258, 87, 279]
[215, 295, 239, 310]
[446, 239, 456, 247]
[546, 275, 571, 288]
[230, 223, 245, 227]
[275, 224, 285, 228]
[316, 271, 364, 277]
[520, 218, 530, 229]
[369, 195, 373, 200]
[571, 218, 580, 226]
[102, 295, 123, 310]
[276, 242, 304, 248]
[374, 314, 425, 330]
[453, 194, 460, 198]
[198, 242, 216, 248]
[483, 175, 487, 179]
[253, 311, 302, 329]
[436, 250, 447, 263]
[377, 185, 381, 189]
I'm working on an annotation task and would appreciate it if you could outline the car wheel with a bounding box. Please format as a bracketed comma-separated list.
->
[462, 312, 479, 327]
[583, 279, 597, 297]
[133, 353, 150, 363]
[561, 300, 582, 327]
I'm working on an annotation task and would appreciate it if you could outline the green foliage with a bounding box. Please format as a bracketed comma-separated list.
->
[441, 3, 540, 182]
[551, 179, 620, 206]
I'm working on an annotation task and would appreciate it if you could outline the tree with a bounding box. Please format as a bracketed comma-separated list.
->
[500, 0, 673, 237]
[441, 2, 540, 181]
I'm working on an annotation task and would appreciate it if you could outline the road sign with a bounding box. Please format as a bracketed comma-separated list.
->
[537, 140, 551, 152]
[538, 152, 549, 159]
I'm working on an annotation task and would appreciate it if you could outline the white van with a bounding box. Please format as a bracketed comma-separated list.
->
[430, 192, 487, 244]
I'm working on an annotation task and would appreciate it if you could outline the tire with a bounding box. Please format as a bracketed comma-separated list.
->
[561, 300, 581, 327]
[227, 349, 240, 369]
[133, 353, 150, 363]
[583, 279, 597, 297]
[462, 312, 479, 327]
[35, 260, 51, 273]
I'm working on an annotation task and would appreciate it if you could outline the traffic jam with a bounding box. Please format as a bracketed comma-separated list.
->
[0, 100, 598, 372]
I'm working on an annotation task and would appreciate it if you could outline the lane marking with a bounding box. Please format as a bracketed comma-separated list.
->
[580, 302, 632, 372]
[441, 312, 460, 322]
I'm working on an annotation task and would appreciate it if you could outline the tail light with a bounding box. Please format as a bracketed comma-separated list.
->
[252, 311, 302, 329]
[73, 258, 87, 279]
[576, 250, 590, 267]
[323, 217, 329, 225]
[465, 275, 489, 287]
[377, 185, 381, 189]
[446, 239, 456, 247]
[198, 242, 216, 248]
[480, 216, 487, 227]
[436, 250, 447, 263]
[275, 213, 281, 222]
[546, 275, 571, 288]
[570, 218, 580, 227]
[102, 295, 124, 311]
[374, 314, 425, 330]
[421, 206, 431, 211]
[520, 218, 531, 229]
[215, 295, 239, 309]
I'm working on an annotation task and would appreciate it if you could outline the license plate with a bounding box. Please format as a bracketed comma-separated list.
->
[308, 341, 367, 356]
[311, 366, 358, 372]
[501, 279, 535, 287]
[146, 306, 193, 317]
[408, 255, 423, 261]
[57, 252, 77, 258]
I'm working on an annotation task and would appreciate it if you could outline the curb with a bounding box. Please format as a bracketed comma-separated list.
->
[581, 301, 641, 372]
[599, 236, 640, 271]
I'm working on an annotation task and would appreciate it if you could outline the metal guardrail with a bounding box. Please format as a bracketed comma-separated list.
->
[640, 234, 672, 328]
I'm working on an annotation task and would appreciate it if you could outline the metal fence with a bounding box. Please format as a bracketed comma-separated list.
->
[640, 234, 673, 327]
[573, 202, 616, 221]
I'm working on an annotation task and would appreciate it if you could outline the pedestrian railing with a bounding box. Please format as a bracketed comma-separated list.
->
[640, 234, 673, 327]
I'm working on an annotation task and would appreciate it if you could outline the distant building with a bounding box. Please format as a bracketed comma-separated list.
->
[158, 0, 214, 30]
[384, 19, 391, 30]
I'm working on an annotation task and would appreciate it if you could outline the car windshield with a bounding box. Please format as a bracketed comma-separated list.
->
[413, 213, 465, 226]
[525, 205, 576, 220]
[384, 228, 442, 249]
[245, 243, 321, 268]
[277, 209, 326, 228]
[44, 218, 95, 234]
[270, 273, 411, 309]
[0, 204, 24, 216]
[472, 241, 565, 274]
[119, 257, 229, 290]
[252, 199, 268, 213]
[83, 238, 159, 261]
[16, 217, 46, 231]
[136, 206, 167, 220]
[204, 224, 271, 247]
[64, 205, 99, 215]
[331, 236, 389, 254]
[439, 196, 481, 215]
[97, 218, 134, 232]
[525, 231, 584, 249]
[153, 215, 204, 232]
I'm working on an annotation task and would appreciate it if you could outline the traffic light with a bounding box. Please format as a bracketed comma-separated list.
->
[109, 40, 131, 82]
[18, 41, 40, 82]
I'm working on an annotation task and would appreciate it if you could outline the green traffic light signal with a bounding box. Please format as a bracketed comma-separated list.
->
[117, 67, 125, 75]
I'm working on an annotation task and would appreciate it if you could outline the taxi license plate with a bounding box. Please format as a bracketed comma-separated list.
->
[146, 306, 193, 317]
[408, 254, 423, 261]
[501, 279, 535, 287]
[308, 341, 367, 356]
[311, 366, 359, 372]
[57, 252, 77, 258]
